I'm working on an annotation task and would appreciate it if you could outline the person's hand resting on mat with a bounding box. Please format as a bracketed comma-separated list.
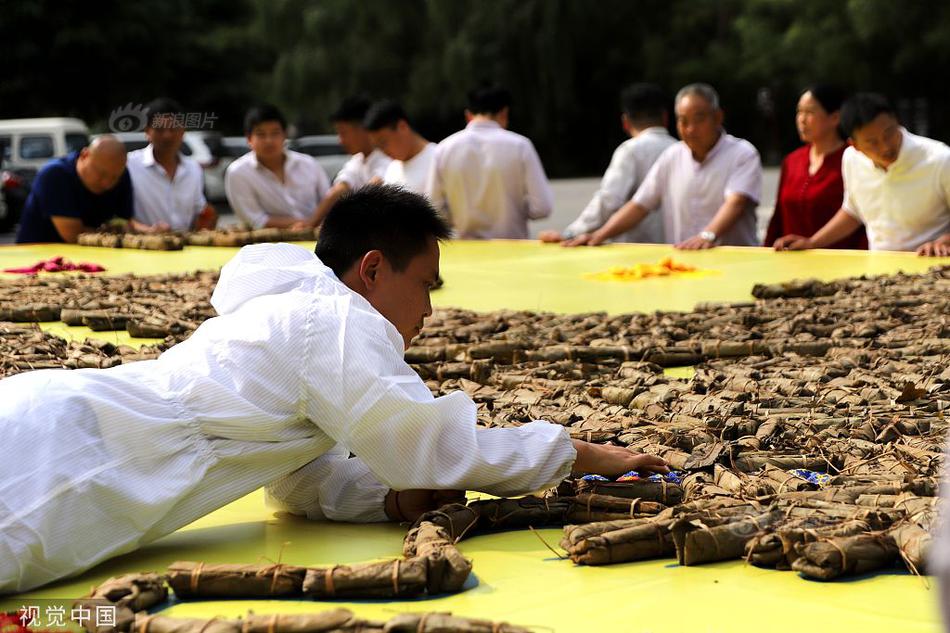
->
[916, 233, 950, 257]
[538, 230, 564, 243]
[384, 488, 467, 522]
[772, 234, 813, 251]
[570, 440, 669, 477]
[562, 231, 609, 247]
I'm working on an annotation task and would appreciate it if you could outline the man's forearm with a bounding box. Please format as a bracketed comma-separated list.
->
[595, 200, 649, 240]
[704, 195, 750, 238]
[310, 183, 350, 227]
[50, 216, 88, 243]
[263, 215, 306, 229]
[807, 209, 863, 248]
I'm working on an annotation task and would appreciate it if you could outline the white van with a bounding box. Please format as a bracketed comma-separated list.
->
[0, 118, 91, 173]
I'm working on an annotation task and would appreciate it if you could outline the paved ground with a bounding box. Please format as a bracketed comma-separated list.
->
[0, 168, 780, 245]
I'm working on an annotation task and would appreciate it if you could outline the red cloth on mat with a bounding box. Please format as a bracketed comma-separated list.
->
[4, 256, 106, 274]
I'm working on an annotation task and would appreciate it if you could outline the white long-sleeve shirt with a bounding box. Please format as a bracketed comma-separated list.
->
[224, 150, 330, 228]
[426, 120, 553, 239]
[564, 127, 675, 243]
[0, 243, 575, 594]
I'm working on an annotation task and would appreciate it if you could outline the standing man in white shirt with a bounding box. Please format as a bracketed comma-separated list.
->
[774, 93, 950, 256]
[363, 100, 437, 195]
[303, 96, 392, 229]
[0, 184, 668, 593]
[539, 83, 674, 244]
[127, 98, 217, 231]
[426, 84, 554, 239]
[567, 83, 761, 249]
[225, 104, 330, 229]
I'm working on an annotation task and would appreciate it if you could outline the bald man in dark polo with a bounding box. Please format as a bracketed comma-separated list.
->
[16, 135, 165, 243]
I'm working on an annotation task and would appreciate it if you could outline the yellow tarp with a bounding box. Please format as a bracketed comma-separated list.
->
[1, 241, 946, 632]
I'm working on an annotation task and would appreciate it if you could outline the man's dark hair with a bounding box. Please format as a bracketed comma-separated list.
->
[316, 184, 452, 277]
[840, 93, 897, 138]
[244, 104, 287, 135]
[144, 97, 184, 129]
[467, 83, 512, 115]
[331, 95, 372, 124]
[619, 83, 667, 127]
[363, 100, 408, 131]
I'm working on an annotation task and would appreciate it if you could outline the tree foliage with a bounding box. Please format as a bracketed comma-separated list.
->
[3, 0, 950, 175]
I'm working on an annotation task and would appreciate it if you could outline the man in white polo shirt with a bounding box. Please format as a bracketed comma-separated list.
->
[774, 93, 950, 257]
[426, 84, 553, 239]
[127, 98, 217, 231]
[566, 83, 761, 249]
[539, 83, 674, 245]
[303, 96, 392, 229]
[225, 104, 330, 229]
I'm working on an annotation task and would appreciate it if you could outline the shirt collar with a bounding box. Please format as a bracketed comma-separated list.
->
[142, 144, 187, 171]
[142, 144, 157, 167]
[467, 119, 502, 131]
[250, 149, 294, 171]
[639, 126, 670, 137]
[702, 130, 728, 162]
[886, 128, 914, 172]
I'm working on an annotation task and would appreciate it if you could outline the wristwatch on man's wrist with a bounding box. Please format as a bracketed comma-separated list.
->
[699, 230, 717, 243]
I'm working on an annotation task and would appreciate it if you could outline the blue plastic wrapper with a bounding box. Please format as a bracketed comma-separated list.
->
[789, 468, 832, 488]
[581, 470, 684, 484]
[650, 471, 684, 485]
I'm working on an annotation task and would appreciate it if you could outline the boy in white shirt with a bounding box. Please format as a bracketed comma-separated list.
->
[225, 104, 329, 229]
[364, 100, 436, 195]
[303, 96, 392, 228]
[775, 92, 950, 256]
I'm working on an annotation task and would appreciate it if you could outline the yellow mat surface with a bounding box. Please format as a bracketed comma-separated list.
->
[1, 241, 947, 632]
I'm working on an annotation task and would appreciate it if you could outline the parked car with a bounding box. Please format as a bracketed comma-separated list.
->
[288, 135, 349, 180]
[103, 131, 229, 202]
[0, 117, 91, 229]
[220, 136, 249, 159]
[0, 167, 30, 232]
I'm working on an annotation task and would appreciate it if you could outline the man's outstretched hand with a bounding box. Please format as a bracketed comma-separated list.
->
[384, 488, 467, 523]
[571, 440, 669, 477]
[916, 233, 950, 257]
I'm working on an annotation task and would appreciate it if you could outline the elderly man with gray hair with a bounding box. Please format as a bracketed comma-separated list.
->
[565, 83, 762, 249]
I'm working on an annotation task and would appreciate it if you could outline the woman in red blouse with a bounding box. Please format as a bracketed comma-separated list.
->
[766, 85, 867, 249]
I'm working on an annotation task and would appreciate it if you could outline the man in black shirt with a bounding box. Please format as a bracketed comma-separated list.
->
[16, 135, 163, 243]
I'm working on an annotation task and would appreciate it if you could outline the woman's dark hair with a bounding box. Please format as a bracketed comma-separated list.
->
[802, 84, 848, 140]
[315, 184, 452, 277]
[802, 84, 846, 116]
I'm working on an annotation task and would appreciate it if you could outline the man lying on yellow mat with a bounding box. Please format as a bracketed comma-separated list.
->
[0, 184, 668, 594]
